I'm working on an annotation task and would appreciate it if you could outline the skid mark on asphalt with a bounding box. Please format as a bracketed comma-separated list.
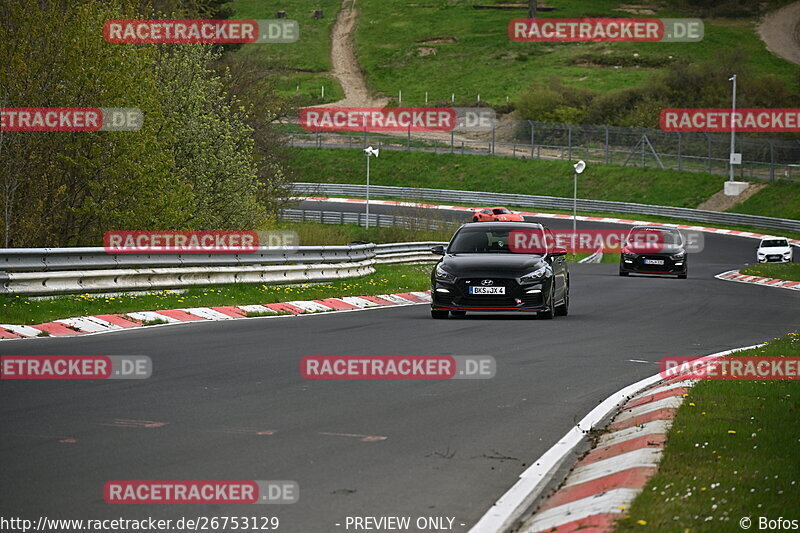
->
[209, 427, 278, 436]
[7, 433, 78, 443]
[101, 418, 168, 428]
[318, 432, 387, 442]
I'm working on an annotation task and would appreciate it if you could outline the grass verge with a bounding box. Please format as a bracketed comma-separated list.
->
[740, 263, 800, 282]
[0, 264, 432, 325]
[614, 334, 800, 532]
[355, 0, 798, 106]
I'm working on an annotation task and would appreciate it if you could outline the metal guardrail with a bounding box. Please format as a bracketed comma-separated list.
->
[0, 243, 444, 296]
[281, 208, 456, 231]
[292, 183, 800, 234]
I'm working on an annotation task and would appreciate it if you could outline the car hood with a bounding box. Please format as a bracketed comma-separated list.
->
[759, 246, 791, 254]
[441, 253, 545, 276]
[627, 243, 685, 254]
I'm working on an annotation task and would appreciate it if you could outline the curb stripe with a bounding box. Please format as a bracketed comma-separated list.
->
[608, 408, 677, 432]
[595, 419, 673, 449]
[537, 467, 658, 512]
[579, 434, 667, 467]
[564, 448, 663, 488]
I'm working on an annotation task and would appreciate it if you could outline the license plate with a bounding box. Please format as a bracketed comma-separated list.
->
[470, 286, 505, 295]
[644, 259, 665, 265]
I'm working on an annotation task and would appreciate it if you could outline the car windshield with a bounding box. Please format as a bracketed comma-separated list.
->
[492, 208, 511, 215]
[450, 227, 542, 253]
[761, 239, 788, 247]
[627, 228, 682, 247]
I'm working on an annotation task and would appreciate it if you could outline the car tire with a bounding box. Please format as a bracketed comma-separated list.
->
[619, 271, 629, 277]
[472, 217, 479, 222]
[538, 286, 555, 320]
[555, 285, 569, 316]
[431, 310, 449, 319]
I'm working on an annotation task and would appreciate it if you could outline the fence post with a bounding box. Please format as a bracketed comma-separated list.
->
[491, 124, 496, 154]
[707, 134, 712, 173]
[769, 141, 775, 182]
[530, 120, 535, 158]
[604, 125, 609, 164]
[567, 123, 572, 161]
[339, 211, 344, 224]
[451, 130, 454, 153]
[677, 132, 682, 171]
[407, 124, 411, 149]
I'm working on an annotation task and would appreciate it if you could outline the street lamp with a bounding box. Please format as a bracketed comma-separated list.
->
[728, 74, 737, 182]
[572, 160, 586, 251]
[363, 146, 379, 229]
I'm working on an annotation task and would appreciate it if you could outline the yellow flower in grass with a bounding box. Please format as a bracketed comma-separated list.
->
[637, 520, 648, 526]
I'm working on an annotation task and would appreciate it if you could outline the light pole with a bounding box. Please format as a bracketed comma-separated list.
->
[572, 160, 586, 251]
[363, 146, 379, 229]
[728, 74, 737, 182]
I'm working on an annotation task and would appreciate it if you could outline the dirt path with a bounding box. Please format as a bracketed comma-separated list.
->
[322, 0, 388, 108]
[696, 183, 765, 211]
[757, 1, 800, 66]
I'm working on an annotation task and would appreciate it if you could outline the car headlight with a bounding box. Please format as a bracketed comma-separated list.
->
[784, 251, 792, 256]
[520, 265, 548, 282]
[758, 252, 766, 257]
[670, 251, 686, 261]
[435, 264, 455, 281]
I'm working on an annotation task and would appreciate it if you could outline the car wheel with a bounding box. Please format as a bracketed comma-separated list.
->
[450, 310, 466, 317]
[538, 286, 555, 320]
[555, 285, 569, 316]
[619, 271, 629, 277]
[472, 217, 479, 222]
[431, 310, 449, 319]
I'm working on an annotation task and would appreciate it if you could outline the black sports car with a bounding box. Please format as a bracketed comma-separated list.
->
[618, 226, 688, 278]
[430, 222, 569, 319]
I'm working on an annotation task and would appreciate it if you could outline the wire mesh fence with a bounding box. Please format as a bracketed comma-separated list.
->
[288, 119, 800, 182]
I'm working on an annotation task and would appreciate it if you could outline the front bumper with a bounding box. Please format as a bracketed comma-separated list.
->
[619, 254, 687, 275]
[758, 255, 792, 263]
[431, 277, 546, 311]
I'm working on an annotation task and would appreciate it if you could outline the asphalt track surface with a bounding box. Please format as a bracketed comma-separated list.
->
[1, 200, 798, 532]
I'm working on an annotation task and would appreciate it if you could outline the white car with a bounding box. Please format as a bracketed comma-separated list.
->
[756, 238, 793, 263]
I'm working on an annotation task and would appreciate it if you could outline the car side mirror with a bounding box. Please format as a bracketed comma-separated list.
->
[431, 245, 445, 255]
[551, 247, 567, 256]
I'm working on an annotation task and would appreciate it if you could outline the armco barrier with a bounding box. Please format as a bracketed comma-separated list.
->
[0, 243, 445, 296]
[291, 183, 800, 234]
